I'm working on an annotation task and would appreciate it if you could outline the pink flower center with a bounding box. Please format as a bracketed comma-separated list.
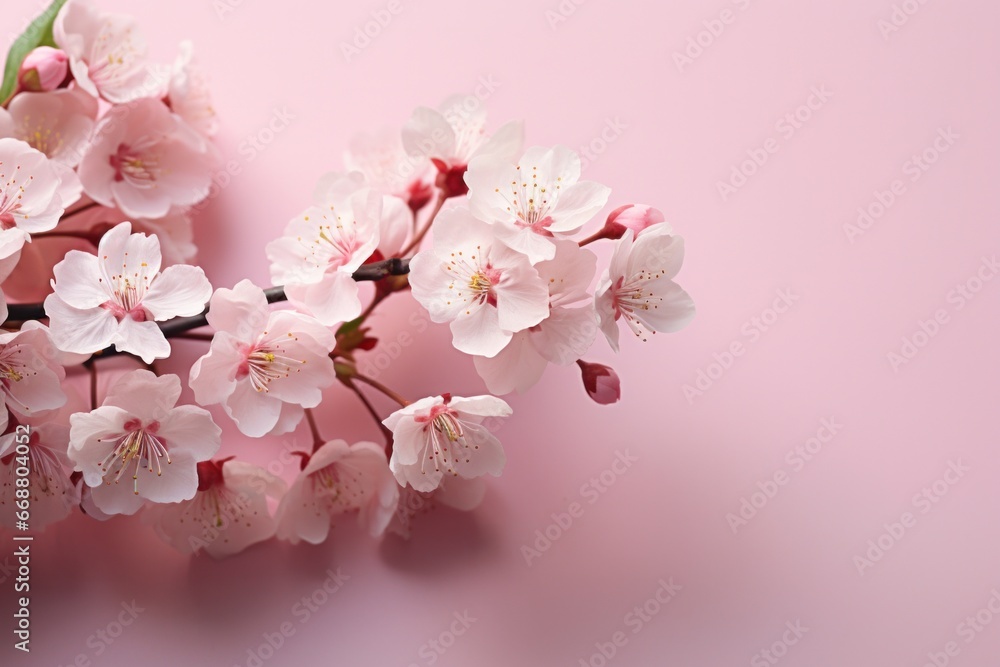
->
[236, 339, 304, 393]
[317, 224, 361, 271]
[312, 463, 369, 512]
[413, 405, 475, 477]
[467, 265, 501, 307]
[99, 419, 170, 495]
[100, 277, 150, 322]
[0, 345, 26, 384]
[611, 270, 666, 342]
[110, 143, 160, 186]
[494, 163, 561, 236]
[0, 167, 34, 229]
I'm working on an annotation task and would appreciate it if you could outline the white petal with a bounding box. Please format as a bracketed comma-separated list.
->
[204, 280, 268, 338]
[114, 318, 170, 364]
[43, 293, 118, 356]
[223, 380, 281, 438]
[156, 405, 222, 460]
[450, 305, 511, 357]
[531, 305, 598, 365]
[143, 265, 212, 320]
[473, 334, 547, 394]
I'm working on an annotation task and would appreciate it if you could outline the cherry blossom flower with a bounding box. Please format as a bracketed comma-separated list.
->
[78, 98, 214, 219]
[45, 221, 212, 363]
[344, 127, 433, 212]
[0, 326, 68, 432]
[17, 46, 69, 92]
[402, 95, 523, 197]
[188, 279, 336, 438]
[53, 0, 169, 104]
[144, 458, 286, 558]
[266, 181, 382, 325]
[311, 171, 412, 260]
[167, 41, 218, 138]
[0, 138, 69, 263]
[382, 394, 511, 493]
[0, 418, 79, 531]
[408, 208, 549, 357]
[465, 146, 610, 263]
[387, 476, 486, 539]
[595, 223, 696, 351]
[275, 439, 399, 544]
[0, 88, 98, 168]
[576, 360, 621, 405]
[473, 241, 598, 394]
[67, 370, 221, 516]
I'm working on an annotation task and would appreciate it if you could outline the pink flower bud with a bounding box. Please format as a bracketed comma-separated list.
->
[603, 204, 666, 239]
[577, 360, 621, 405]
[18, 46, 69, 92]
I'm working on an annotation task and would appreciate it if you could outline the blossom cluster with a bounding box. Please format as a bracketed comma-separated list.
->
[0, 0, 695, 557]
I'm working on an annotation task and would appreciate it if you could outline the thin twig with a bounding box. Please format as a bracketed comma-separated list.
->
[400, 191, 447, 257]
[343, 378, 394, 451]
[352, 373, 410, 407]
[3, 258, 411, 342]
[87, 361, 97, 409]
[304, 408, 324, 451]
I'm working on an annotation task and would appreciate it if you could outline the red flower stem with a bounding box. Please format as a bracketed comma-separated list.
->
[304, 408, 324, 451]
[400, 191, 447, 257]
[343, 379, 394, 453]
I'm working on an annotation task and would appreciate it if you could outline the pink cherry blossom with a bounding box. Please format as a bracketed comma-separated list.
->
[275, 439, 399, 544]
[17, 46, 69, 93]
[45, 221, 212, 363]
[0, 418, 79, 532]
[387, 475, 486, 539]
[67, 370, 221, 516]
[0, 88, 98, 169]
[465, 145, 611, 263]
[473, 240, 598, 394]
[78, 98, 214, 219]
[188, 279, 336, 438]
[167, 41, 218, 138]
[576, 360, 621, 405]
[0, 325, 68, 432]
[143, 458, 286, 557]
[266, 181, 383, 325]
[382, 394, 511, 493]
[53, 0, 169, 104]
[402, 95, 523, 196]
[408, 208, 549, 357]
[0, 138, 68, 264]
[595, 223, 696, 351]
[311, 171, 412, 260]
[344, 127, 434, 212]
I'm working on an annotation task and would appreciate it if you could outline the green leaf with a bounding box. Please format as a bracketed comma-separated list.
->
[336, 316, 364, 337]
[0, 0, 69, 104]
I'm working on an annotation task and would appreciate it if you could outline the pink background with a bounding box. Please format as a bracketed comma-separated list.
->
[5, 0, 1000, 665]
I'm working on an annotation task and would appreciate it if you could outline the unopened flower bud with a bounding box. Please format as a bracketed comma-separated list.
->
[602, 204, 665, 239]
[18, 46, 69, 92]
[576, 360, 621, 405]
